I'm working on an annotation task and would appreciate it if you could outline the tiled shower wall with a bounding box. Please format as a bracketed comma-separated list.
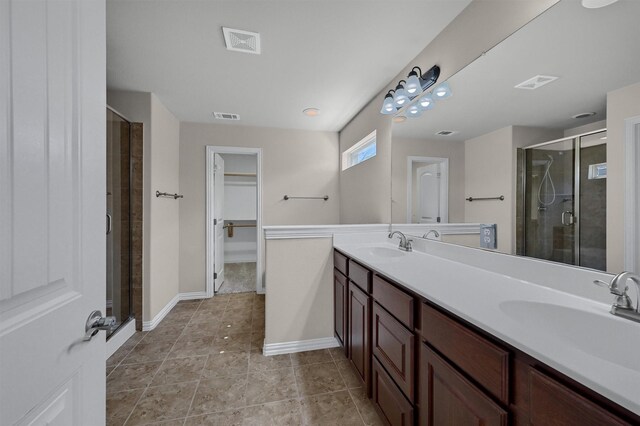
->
[131, 123, 143, 329]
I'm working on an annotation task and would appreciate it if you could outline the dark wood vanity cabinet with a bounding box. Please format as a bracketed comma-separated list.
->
[348, 281, 370, 391]
[333, 269, 348, 352]
[332, 249, 640, 426]
[419, 343, 508, 426]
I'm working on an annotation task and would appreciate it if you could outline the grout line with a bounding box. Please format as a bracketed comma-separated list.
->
[347, 387, 368, 426]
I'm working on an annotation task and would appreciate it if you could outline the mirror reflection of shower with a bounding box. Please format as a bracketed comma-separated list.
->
[519, 130, 607, 271]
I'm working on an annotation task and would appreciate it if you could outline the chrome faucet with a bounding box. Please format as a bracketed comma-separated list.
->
[388, 231, 412, 252]
[423, 230, 440, 240]
[594, 271, 640, 323]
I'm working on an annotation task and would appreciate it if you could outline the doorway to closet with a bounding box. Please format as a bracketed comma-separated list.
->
[206, 146, 263, 296]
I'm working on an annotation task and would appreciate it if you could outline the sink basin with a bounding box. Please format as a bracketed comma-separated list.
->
[367, 246, 406, 258]
[499, 300, 640, 371]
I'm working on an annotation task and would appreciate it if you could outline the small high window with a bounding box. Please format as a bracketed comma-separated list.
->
[342, 130, 377, 171]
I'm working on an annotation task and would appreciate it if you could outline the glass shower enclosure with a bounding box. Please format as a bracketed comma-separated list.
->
[106, 107, 133, 337]
[520, 130, 607, 271]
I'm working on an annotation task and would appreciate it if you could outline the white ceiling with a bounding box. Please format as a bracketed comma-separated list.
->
[106, 0, 472, 132]
[393, 0, 640, 141]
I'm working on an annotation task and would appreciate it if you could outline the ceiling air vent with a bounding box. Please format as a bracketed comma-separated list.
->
[213, 112, 240, 121]
[514, 75, 558, 90]
[222, 27, 261, 54]
[435, 130, 456, 136]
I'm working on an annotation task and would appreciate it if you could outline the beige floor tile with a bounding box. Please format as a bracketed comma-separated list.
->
[294, 362, 346, 396]
[167, 336, 216, 359]
[142, 324, 185, 344]
[291, 350, 333, 366]
[217, 317, 252, 333]
[180, 322, 219, 339]
[143, 419, 186, 425]
[211, 332, 252, 352]
[107, 344, 135, 367]
[106, 365, 116, 377]
[201, 351, 249, 379]
[227, 299, 254, 309]
[107, 362, 162, 393]
[336, 359, 364, 389]
[242, 399, 304, 426]
[189, 375, 248, 416]
[126, 381, 198, 425]
[121, 340, 174, 365]
[190, 308, 224, 323]
[249, 350, 291, 372]
[328, 346, 347, 361]
[151, 356, 207, 386]
[184, 409, 244, 426]
[221, 309, 252, 322]
[299, 390, 364, 425]
[106, 388, 144, 426]
[349, 388, 384, 426]
[245, 368, 298, 405]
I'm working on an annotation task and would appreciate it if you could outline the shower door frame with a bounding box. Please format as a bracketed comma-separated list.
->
[522, 127, 606, 267]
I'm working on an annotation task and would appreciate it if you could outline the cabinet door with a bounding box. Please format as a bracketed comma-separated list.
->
[334, 269, 348, 353]
[529, 369, 629, 426]
[349, 281, 371, 392]
[373, 302, 415, 401]
[419, 344, 508, 426]
[372, 357, 414, 426]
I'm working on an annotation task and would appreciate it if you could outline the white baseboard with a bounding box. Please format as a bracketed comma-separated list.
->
[142, 294, 180, 331]
[142, 292, 214, 331]
[180, 291, 208, 300]
[106, 318, 136, 359]
[262, 336, 340, 356]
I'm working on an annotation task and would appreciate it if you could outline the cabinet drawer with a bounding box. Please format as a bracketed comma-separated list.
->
[372, 275, 414, 329]
[334, 250, 348, 276]
[529, 369, 629, 426]
[421, 304, 510, 404]
[372, 357, 414, 426]
[349, 259, 372, 293]
[420, 343, 508, 426]
[373, 302, 415, 401]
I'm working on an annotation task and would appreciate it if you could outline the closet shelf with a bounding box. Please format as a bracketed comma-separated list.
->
[224, 172, 256, 177]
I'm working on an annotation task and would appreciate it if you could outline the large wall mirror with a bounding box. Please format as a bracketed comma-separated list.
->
[391, 0, 640, 273]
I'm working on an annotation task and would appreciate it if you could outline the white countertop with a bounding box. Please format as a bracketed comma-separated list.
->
[333, 235, 640, 416]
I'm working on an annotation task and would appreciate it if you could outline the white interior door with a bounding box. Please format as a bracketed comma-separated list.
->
[418, 164, 441, 223]
[214, 154, 225, 292]
[0, 0, 106, 424]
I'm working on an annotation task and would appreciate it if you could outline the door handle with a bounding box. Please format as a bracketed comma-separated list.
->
[106, 213, 112, 235]
[561, 211, 575, 226]
[84, 310, 116, 341]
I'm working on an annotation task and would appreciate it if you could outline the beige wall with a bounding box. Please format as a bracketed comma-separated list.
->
[264, 238, 334, 345]
[464, 126, 560, 253]
[606, 81, 640, 272]
[179, 122, 340, 294]
[149, 94, 181, 319]
[107, 91, 181, 322]
[391, 136, 465, 223]
[339, 0, 558, 225]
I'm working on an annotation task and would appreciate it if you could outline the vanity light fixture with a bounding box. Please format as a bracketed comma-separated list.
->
[393, 80, 409, 108]
[380, 90, 396, 115]
[418, 93, 435, 110]
[433, 82, 453, 100]
[379, 65, 441, 115]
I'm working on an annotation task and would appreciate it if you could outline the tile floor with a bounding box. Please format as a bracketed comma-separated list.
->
[106, 292, 383, 425]
[217, 263, 257, 294]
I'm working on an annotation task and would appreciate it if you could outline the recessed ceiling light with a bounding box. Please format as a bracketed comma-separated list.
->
[572, 112, 596, 119]
[303, 108, 320, 117]
[393, 116, 407, 123]
[581, 0, 619, 9]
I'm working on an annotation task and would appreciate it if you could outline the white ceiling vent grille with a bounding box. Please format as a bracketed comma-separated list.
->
[514, 75, 559, 90]
[435, 130, 456, 136]
[213, 112, 240, 121]
[222, 27, 261, 54]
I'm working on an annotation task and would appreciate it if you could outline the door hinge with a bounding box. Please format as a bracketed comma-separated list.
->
[214, 272, 218, 279]
[214, 219, 217, 225]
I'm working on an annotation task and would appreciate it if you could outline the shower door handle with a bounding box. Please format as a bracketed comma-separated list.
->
[106, 213, 112, 235]
[562, 211, 575, 226]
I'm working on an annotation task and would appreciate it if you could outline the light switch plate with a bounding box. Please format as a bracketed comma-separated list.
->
[480, 224, 497, 250]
